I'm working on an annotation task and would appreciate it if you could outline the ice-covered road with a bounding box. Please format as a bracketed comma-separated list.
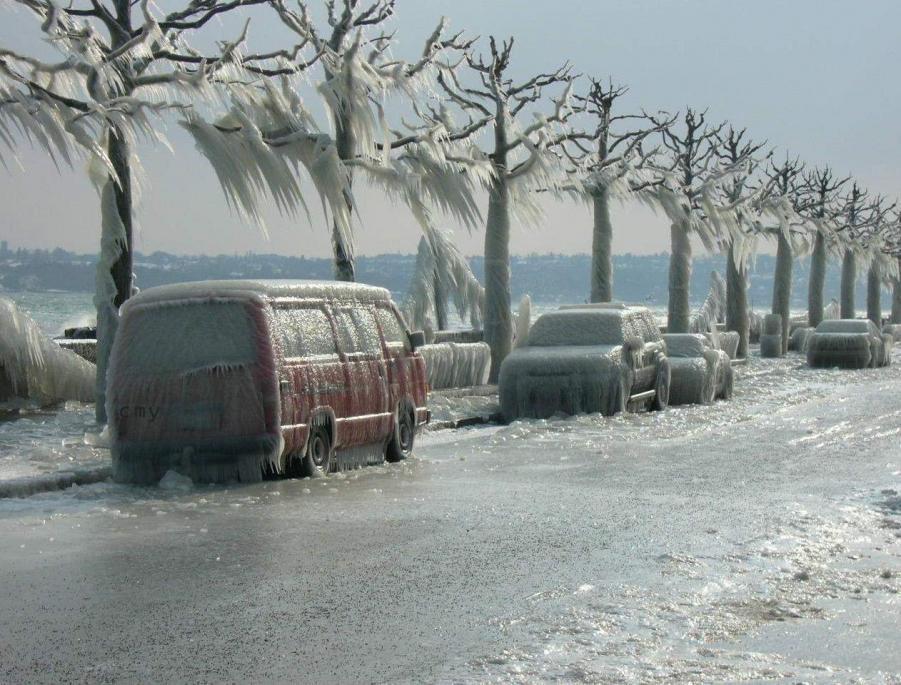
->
[1, 352, 900, 684]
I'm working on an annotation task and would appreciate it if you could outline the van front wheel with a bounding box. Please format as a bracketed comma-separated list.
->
[386, 407, 415, 462]
[300, 425, 332, 478]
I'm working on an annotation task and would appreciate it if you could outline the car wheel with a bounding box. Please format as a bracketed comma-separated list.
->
[386, 406, 415, 462]
[300, 424, 332, 477]
[651, 357, 670, 411]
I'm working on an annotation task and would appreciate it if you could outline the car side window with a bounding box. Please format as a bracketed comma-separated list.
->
[333, 309, 361, 354]
[274, 307, 338, 359]
[376, 307, 410, 351]
[336, 308, 382, 356]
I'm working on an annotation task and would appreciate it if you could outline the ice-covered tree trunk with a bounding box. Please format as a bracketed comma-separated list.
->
[867, 261, 882, 325]
[590, 186, 613, 302]
[840, 249, 857, 319]
[725, 241, 749, 359]
[668, 220, 692, 333]
[892, 267, 901, 324]
[772, 230, 793, 354]
[484, 174, 512, 382]
[95, 128, 133, 424]
[332, 115, 356, 282]
[808, 232, 827, 327]
[433, 270, 448, 330]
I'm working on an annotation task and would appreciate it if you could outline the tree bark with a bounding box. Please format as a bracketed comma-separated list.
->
[725, 241, 749, 359]
[840, 249, 856, 319]
[589, 186, 613, 303]
[867, 261, 882, 325]
[95, 127, 133, 424]
[808, 231, 827, 327]
[667, 220, 692, 333]
[772, 230, 793, 354]
[484, 175, 512, 382]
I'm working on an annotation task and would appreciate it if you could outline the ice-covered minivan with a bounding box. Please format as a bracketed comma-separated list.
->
[108, 280, 429, 484]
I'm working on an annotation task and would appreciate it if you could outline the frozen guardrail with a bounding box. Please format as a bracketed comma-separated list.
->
[419, 342, 491, 390]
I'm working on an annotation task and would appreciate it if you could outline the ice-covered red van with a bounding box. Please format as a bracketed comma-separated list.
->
[107, 280, 429, 484]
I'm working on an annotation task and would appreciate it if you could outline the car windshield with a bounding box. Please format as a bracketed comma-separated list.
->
[528, 311, 626, 346]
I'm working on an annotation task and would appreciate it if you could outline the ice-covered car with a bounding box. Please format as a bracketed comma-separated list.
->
[108, 280, 430, 484]
[499, 305, 670, 421]
[806, 319, 893, 369]
[662, 333, 733, 405]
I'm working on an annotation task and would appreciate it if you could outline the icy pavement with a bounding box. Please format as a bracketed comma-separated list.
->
[1, 350, 900, 683]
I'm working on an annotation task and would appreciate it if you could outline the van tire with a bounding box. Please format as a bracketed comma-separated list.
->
[386, 406, 415, 462]
[300, 424, 332, 478]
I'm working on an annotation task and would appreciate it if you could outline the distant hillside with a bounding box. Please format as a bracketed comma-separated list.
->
[0, 244, 888, 309]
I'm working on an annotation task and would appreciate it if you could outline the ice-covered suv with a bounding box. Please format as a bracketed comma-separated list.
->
[499, 305, 670, 421]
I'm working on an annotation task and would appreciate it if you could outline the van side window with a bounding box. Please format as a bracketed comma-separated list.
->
[274, 307, 337, 358]
[376, 307, 409, 350]
[335, 308, 382, 355]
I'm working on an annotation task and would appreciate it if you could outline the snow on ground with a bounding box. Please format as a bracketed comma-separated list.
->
[0, 348, 900, 683]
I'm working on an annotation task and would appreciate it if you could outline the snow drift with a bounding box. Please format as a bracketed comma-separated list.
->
[0, 297, 95, 410]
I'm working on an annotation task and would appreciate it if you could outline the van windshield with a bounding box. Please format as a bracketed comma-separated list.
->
[119, 300, 259, 376]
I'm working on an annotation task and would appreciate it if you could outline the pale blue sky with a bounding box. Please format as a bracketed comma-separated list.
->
[1, 0, 899, 258]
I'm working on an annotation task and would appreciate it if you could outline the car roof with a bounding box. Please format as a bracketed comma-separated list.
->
[125, 279, 392, 308]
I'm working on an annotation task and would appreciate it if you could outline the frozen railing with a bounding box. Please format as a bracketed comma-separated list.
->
[419, 342, 491, 390]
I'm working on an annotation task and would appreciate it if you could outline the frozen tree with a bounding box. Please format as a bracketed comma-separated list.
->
[801, 167, 849, 327]
[762, 155, 809, 353]
[886, 212, 901, 324]
[713, 127, 769, 359]
[833, 183, 893, 319]
[568, 79, 671, 302]
[437, 36, 575, 380]
[857, 197, 897, 324]
[268, 0, 487, 281]
[645, 109, 739, 334]
[405, 228, 483, 331]
[0, 0, 294, 421]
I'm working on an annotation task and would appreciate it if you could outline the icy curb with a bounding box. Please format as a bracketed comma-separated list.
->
[0, 465, 112, 499]
[427, 385, 502, 430]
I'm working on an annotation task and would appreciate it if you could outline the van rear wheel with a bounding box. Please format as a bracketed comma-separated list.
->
[386, 407, 415, 462]
[299, 425, 332, 478]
